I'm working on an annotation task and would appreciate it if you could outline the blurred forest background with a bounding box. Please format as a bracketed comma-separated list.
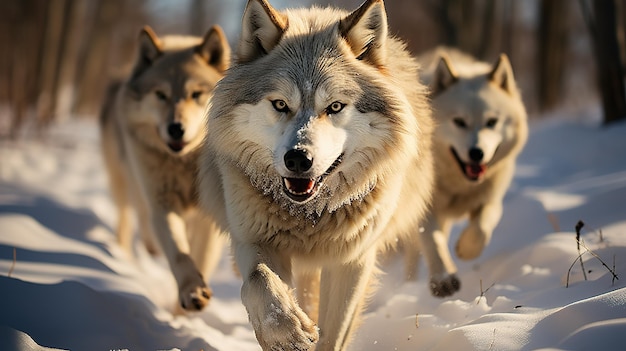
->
[1, 0, 625, 138]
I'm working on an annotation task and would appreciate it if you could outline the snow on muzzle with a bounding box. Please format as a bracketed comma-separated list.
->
[281, 149, 343, 203]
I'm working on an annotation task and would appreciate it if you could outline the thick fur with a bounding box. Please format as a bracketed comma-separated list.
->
[100, 25, 230, 311]
[198, 0, 434, 350]
[404, 47, 528, 297]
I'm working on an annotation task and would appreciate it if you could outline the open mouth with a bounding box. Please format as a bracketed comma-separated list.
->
[282, 154, 343, 203]
[450, 147, 486, 181]
[167, 141, 186, 153]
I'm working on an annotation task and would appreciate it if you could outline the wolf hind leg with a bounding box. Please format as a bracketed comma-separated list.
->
[102, 143, 134, 255]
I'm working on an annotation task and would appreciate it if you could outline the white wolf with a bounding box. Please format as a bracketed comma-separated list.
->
[100, 25, 230, 311]
[198, 0, 434, 349]
[404, 47, 528, 297]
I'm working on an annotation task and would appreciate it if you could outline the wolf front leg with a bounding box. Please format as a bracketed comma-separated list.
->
[456, 201, 503, 260]
[150, 207, 210, 311]
[235, 241, 319, 351]
[420, 215, 461, 297]
[316, 249, 377, 351]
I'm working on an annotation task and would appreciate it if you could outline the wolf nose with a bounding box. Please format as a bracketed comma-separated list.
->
[468, 147, 484, 162]
[167, 122, 185, 140]
[284, 149, 313, 173]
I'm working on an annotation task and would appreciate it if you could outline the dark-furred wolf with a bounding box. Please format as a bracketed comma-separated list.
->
[100, 25, 230, 312]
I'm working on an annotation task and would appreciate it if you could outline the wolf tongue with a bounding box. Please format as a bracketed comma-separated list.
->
[466, 164, 486, 177]
[285, 178, 315, 195]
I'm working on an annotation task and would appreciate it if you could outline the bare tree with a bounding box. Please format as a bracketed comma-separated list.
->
[580, 0, 626, 124]
[1, 1, 48, 137]
[537, 0, 568, 111]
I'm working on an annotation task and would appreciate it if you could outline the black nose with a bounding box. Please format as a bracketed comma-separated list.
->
[167, 122, 185, 140]
[284, 149, 313, 173]
[468, 147, 484, 162]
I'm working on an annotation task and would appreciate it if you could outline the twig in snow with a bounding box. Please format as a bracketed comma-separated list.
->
[566, 232, 619, 287]
[477, 279, 495, 304]
[613, 255, 617, 285]
[579, 239, 619, 284]
[576, 221, 588, 281]
[566, 252, 585, 288]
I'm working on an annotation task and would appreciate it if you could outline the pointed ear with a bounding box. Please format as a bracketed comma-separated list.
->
[131, 26, 163, 78]
[238, 0, 287, 63]
[339, 0, 388, 68]
[488, 53, 516, 94]
[431, 53, 458, 96]
[197, 25, 231, 72]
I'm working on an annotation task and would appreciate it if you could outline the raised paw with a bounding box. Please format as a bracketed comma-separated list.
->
[429, 273, 461, 298]
[179, 274, 212, 311]
[243, 265, 319, 350]
[456, 225, 488, 260]
[256, 303, 319, 351]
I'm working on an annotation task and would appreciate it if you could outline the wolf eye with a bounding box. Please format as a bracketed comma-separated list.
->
[453, 117, 467, 129]
[326, 101, 346, 115]
[271, 99, 290, 113]
[155, 90, 168, 101]
[191, 91, 203, 100]
[485, 118, 498, 128]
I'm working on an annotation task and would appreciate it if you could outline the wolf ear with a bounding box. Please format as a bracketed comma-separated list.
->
[197, 25, 231, 72]
[339, 0, 388, 68]
[131, 26, 163, 78]
[488, 53, 516, 95]
[431, 53, 458, 96]
[238, 0, 287, 63]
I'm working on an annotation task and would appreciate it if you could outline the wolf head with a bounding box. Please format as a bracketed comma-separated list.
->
[428, 52, 527, 182]
[122, 25, 230, 156]
[209, 0, 422, 212]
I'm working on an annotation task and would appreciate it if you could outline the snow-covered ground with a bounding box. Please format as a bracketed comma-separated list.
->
[1, 106, 625, 350]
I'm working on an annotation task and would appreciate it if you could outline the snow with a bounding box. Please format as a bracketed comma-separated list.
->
[1, 108, 625, 351]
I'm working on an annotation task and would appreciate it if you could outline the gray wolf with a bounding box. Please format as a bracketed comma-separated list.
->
[403, 47, 528, 297]
[100, 25, 230, 311]
[198, 0, 434, 349]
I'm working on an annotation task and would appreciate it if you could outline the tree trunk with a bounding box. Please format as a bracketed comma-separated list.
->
[585, 0, 626, 124]
[36, 0, 67, 128]
[73, 0, 118, 115]
[55, 0, 86, 121]
[537, 0, 568, 111]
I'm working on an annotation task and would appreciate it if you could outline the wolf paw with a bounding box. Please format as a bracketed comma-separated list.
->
[243, 266, 319, 350]
[456, 226, 488, 260]
[255, 303, 318, 351]
[179, 274, 211, 311]
[429, 274, 461, 297]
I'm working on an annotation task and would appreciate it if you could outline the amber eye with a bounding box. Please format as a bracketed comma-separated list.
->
[485, 117, 498, 128]
[326, 101, 346, 115]
[191, 91, 203, 100]
[271, 99, 289, 113]
[453, 117, 467, 129]
[155, 90, 168, 101]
